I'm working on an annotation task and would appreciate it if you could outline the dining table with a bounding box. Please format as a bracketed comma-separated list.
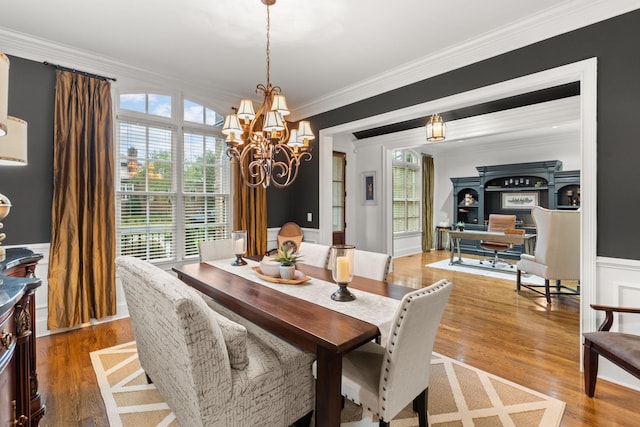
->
[173, 259, 414, 427]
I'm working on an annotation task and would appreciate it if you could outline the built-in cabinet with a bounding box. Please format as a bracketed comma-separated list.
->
[451, 160, 580, 258]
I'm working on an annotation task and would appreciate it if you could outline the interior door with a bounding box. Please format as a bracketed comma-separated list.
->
[332, 151, 346, 245]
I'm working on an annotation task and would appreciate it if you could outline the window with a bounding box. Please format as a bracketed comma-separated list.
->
[392, 149, 421, 233]
[116, 94, 230, 262]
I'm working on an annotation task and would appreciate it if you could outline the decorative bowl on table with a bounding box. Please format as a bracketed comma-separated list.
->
[259, 257, 281, 277]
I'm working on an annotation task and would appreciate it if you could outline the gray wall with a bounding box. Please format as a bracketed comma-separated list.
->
[0, 56, 54, 245]
[268, 8, 640, 260]
[3, 10, 640, 259]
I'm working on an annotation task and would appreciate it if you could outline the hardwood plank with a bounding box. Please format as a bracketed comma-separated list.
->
[36, 251, 640, 426]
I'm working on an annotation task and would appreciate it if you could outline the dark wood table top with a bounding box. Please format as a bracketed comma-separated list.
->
[173, 261, 413, 354]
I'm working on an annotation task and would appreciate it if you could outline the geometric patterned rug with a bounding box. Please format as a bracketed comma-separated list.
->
[91, 341, 565, 426]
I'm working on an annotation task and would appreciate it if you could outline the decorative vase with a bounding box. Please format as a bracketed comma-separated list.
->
[279, 265, 296, 280]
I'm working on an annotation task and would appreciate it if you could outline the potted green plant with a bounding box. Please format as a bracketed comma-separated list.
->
[456, 221, 465, 231]
[272, 244, 303, 279]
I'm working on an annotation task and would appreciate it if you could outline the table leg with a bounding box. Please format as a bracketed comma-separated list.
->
[449, 238, 462, 265]
[315, 347, 342, 426]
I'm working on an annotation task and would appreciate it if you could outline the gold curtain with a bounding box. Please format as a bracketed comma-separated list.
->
[47, 70, 116, 329]
[232, 159, 267, 256]
[422, 155, 435, 252]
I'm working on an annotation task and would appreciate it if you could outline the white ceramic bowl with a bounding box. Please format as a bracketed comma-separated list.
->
[259, 257, 281, 277]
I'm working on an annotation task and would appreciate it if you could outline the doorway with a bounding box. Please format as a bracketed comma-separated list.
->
[317, 58, 597, 335]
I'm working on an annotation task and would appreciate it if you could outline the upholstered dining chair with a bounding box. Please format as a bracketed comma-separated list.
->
[583, 304, 640, 397]
[479, 214, 517, 267]
[198, 238, 234, 262]
[353, 249, 392, 281]
[335, 279, 453, 427]
[516, 206, 580, 304]
[277, 222, 304, 252]
[297, 241, 331, 268]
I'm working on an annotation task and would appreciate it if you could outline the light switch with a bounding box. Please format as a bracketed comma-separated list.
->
[307, 212, 312, 222]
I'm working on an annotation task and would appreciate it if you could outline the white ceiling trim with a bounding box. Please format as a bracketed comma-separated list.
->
[292, 0, 640, 120]
[355, 96, 580, 153]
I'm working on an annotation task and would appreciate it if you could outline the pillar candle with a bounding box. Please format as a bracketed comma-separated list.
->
[336, 256, 350, 283]
[235, 238, 245, 254]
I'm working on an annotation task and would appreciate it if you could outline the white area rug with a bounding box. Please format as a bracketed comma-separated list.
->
[91, 341, 565, 426]
[426, 258, 546, 286]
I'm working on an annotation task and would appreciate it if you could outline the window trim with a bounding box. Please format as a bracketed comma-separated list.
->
[115, 89, 230, 264]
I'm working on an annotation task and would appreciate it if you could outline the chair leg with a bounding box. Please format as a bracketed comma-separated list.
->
[292, 411, 313, 427]
[584, 341, 599, 397]
[412, 388, 428, 427]
[379, 421, 389, 427]
[556, 279, 561, 291]
[544, 279, 551, 304]
[516, 269, 522, 291]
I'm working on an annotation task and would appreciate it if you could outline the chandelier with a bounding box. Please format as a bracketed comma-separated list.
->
[426, 113, 446, 142]
[222, 0, 314, 188]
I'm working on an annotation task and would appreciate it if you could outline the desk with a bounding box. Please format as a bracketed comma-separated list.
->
[447, 230, 536, 265]
[173, 262, 413, 427]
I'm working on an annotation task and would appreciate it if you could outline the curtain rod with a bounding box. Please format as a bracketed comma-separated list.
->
[43, 61, 117, 82]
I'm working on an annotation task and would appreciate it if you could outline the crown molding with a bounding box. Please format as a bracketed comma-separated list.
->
[293, 0, 640, 120]
[0, 27, 241, 115]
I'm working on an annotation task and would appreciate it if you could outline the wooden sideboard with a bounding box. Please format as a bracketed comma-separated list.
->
[0, 248, 44, 427]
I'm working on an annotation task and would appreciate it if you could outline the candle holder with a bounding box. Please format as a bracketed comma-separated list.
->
[231, 230, 247, 266]
[330, 245, 356, 301]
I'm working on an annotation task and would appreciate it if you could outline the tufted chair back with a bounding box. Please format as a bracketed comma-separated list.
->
[378, 279, 453, 420]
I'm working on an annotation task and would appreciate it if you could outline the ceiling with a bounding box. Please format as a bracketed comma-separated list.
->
[0, 0, 636, 119]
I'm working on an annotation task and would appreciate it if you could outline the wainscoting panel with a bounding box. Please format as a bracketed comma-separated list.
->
[595, 256, 640, 391]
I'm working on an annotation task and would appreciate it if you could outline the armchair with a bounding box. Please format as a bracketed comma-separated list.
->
[583, 304, 640, 397]
[516, 206, 580, 303]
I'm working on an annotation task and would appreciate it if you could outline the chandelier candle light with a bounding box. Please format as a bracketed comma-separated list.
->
[222, 0, 315, 188]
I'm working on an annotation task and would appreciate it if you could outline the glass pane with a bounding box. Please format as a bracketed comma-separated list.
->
[148, 94, 171, 117]
[332, 155, 343, 180]
[206, 108, 225, 127]
[407, 168, 417, 198]
[332, 207, 344, 231]
[184, 99, 204, 124]
[120, 93, 145, 113]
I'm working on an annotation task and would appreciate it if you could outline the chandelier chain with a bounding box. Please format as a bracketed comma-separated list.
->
[265, 4, 271, 87]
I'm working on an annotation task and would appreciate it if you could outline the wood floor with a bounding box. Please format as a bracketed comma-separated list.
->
[36, 250, 640, 426]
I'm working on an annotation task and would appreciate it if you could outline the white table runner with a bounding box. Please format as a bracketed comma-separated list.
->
[206, 258, 401, 345]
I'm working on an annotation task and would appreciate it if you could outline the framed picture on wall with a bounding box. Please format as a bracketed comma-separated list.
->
[363, 171, 376, 205]
[501, 191, 539, 209]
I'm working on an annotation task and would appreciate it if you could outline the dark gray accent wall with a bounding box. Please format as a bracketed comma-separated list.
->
[0, 56, 55, 245]
[267, 8, 640, 260]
